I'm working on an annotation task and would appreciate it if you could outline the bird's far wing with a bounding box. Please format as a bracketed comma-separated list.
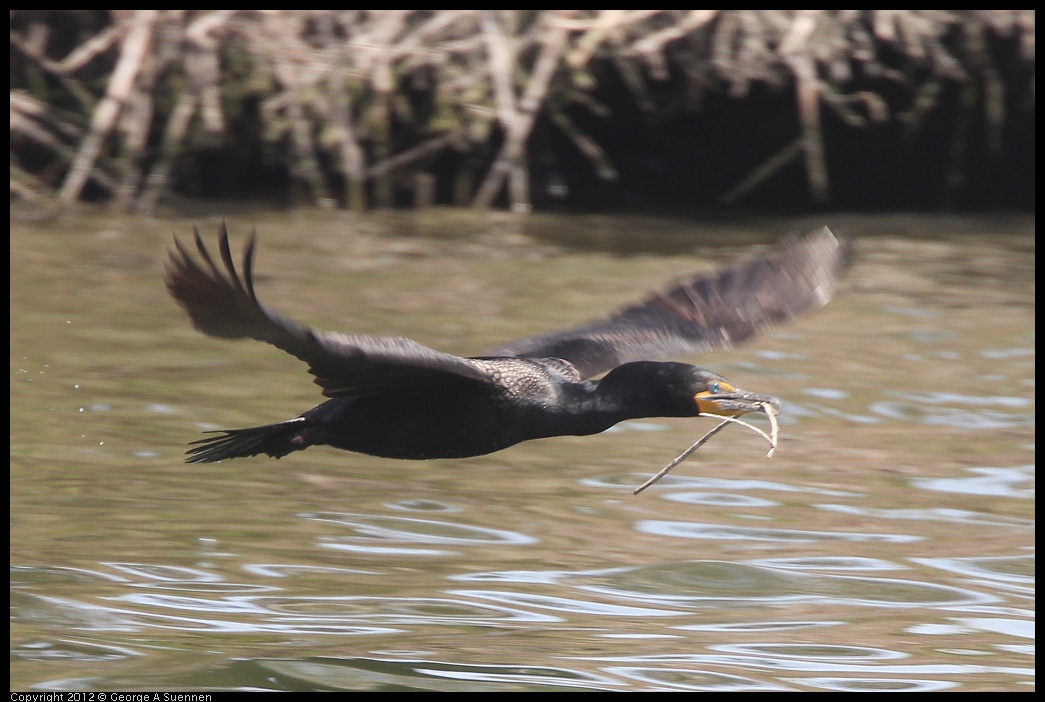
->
[485, 227, 853, 379]
[165, 224, 491, 398]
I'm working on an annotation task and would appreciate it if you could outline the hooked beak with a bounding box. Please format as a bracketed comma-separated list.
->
[695, 388, 781, 417]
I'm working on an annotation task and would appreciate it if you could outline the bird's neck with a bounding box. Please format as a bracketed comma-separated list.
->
[546, 378, 674, 437]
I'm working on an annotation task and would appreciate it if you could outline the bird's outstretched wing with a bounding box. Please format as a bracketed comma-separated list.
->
[485, 227, 853, 379]
[165, 224, 492, 398]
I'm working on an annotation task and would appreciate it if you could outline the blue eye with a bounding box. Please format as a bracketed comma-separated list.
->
[709, 382, 721, 394]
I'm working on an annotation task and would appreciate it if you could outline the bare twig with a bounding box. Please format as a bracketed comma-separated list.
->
[11, 10, 1035, 209]
[59, 10, 158, 204]
[474, 11, 572, 211]
[633, 407, 779, 495]
[721, 138, 803, 205]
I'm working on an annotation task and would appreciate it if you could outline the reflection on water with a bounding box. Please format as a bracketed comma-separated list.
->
[634, 520, 924, 543]
[912, 465, 1035, 499]
[10, 211, 1034, 691]
[306, 511, 539, 556]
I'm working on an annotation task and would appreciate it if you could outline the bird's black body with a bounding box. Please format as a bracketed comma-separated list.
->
[166, 225, 851, 462]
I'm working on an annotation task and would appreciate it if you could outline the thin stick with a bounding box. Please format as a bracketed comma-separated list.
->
[59, 10, 159, 204]
[633, 409, 779, 495]
[633, 419, 731, 495]
[704, 411, 776, 449]
[763, 402, 779, 458]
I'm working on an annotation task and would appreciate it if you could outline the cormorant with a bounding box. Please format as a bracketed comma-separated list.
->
[165, 224, 851, 463]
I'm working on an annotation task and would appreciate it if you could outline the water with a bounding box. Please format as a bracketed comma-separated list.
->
[10, 210, 1034, 691]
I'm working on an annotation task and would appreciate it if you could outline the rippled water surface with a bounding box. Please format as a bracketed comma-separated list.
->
[11, 210, 1034, 691]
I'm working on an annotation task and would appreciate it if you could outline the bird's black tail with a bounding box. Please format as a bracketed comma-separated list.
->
[185, 417, 309, 463]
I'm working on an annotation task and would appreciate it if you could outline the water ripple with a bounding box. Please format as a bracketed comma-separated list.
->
[636, 521, 922, 543]
[301, 511, 538, 556]
[911, 465, 1034, 498]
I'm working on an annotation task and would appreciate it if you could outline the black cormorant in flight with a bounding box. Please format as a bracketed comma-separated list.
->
[166, 225, 850, 463]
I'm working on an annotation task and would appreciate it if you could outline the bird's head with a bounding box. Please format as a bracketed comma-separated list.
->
[601, 362, 780, 419]
[691, 369, 781, 418]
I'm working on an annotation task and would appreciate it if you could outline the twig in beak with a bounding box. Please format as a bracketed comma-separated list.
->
[762, 401, 779, 458]
[633, 409, 779, 495]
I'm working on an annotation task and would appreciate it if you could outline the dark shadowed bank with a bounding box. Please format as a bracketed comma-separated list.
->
[11, 10, 1035, 215]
